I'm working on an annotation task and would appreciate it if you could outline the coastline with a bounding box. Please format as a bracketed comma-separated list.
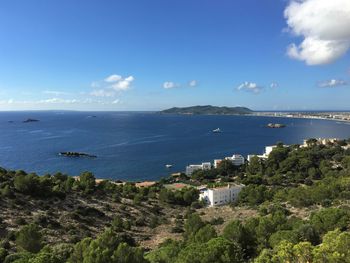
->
[160, 111, 350, 123]
[248, 112, 350, 123]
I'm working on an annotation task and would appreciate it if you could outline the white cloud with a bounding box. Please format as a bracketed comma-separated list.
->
[0, 98, 120, 105]
[104, 74, 122, 83]
[237, 82, 263, 93]
[39, 98, 78, 104]
[163, 81, 180, 89]
[318, 79, 348, 88]
[284, 0, 350, 65]
[43, 90, 69, 96]
[90, 89, 115, 97]
[188, 80, 198, 87]
[90, 74, 134, 99]
[111, 76, 134, 91]
[91, 81, 100, 88]
[162, 79, 198, 89]
[0, 98, 78, 105]
[270, 82, 279, 88]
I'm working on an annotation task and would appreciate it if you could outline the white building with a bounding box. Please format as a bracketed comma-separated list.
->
[213, 159, 222, 168]
[247, 154, 265, 162]
[185, 162, 211, 175]
[301, 138, 339, 147]
[199, 184, 244, 206]
[225, 154, 245, 166]
[247, 145, 278, 162]
[264, 146, 276, 156]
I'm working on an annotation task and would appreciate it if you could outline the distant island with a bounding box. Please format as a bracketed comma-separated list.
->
[160, 105, 253, 115]
[59, 152, 97, 158]
[266, 123, 286, 128]
[23, 118, 39, 123]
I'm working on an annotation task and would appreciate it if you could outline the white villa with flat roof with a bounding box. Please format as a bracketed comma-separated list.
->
[199, 183, 244, 206]
[186, 154, 245, 175]
[247, 145, 278, 162]
[265, 146, 276, 156]
[214, 154, 245, 168]
[186, 162, 211, 175]
[225, 154, 245, 166]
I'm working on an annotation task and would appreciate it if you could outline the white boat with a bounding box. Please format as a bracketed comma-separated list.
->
[212, 128, 221, 133]
[165, 164, 173, 168]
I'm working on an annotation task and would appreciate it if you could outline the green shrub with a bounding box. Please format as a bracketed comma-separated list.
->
[16, 224, 42, 253]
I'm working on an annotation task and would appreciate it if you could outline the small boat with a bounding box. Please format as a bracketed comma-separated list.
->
[165, 164, 173, 169]
[212, 128, 221, 133]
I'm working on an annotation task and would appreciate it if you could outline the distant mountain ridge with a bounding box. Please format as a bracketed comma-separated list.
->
[160, 105, 253, 115]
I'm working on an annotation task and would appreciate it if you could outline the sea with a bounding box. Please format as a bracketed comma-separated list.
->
[0, 111, 350, 181]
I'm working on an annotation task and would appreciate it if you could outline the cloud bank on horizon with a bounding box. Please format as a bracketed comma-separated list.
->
[284, 0, 350, 65]
[318, 79, 348, 88]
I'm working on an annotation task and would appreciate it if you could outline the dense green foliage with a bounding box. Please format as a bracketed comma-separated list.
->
[146, 206, 350, 262]
[146, 213, 244, 263]
[159, 187, 199, 206]
[237, 139, 350, 208]
[254, 229, 350, 262]
[15, 224, 43, 253]
[67, 228, 146, 263]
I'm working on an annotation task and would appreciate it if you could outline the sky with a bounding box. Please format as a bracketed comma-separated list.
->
[0, 0, 350, 111]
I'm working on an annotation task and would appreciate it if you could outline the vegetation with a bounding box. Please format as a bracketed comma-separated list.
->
[1, 138, 350, 262]
[160, 105, 253, 115]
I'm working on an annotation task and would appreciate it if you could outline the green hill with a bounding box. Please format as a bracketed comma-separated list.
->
[160, 105, 253, 115]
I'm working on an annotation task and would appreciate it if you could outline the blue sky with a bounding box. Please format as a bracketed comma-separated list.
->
[0, 0, 349, 111]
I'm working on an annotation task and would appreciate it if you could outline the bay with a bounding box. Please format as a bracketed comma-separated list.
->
[0, 111, 349, 181]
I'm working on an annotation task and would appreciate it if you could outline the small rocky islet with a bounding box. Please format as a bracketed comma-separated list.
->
[266, 123, 286, 128]
[23, 118, 40, 123]
[59, 152, 97, 158]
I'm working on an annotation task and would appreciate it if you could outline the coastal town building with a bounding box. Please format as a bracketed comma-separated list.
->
[247, 145, 277, 162]
[185, 162, 211, 175]
[213, 159, 222, 168]
[225, 154, 245, 166]
[199, 184, 244, 206]
[247, 154, 265, 162]
[214, 155, 245, 168]
[301, 138, 339, 147]
[265, 146, 276, 156]
[187, 154, 245, 175]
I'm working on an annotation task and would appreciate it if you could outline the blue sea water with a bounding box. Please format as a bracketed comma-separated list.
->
[0, 111, 350, 181]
